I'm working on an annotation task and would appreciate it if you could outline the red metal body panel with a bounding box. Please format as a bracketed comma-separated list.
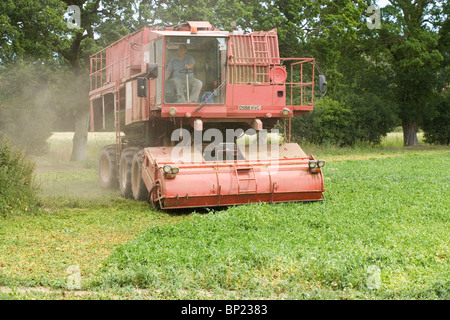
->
[227, 85, 285, 107]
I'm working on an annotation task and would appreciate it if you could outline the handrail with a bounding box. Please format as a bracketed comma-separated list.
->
[227, 57, 315, 107]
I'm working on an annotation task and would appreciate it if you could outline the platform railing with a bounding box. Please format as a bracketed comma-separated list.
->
[90, 51, 133, 91]
[227, 57, 315, 108]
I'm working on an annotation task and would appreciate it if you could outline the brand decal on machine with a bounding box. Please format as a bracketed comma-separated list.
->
[238, 105, 261, 110]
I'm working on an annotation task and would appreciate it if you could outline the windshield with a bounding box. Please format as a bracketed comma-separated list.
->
[164, 36, 227, 105]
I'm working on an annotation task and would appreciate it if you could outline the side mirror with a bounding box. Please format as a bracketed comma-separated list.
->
[319, 75, 327, 92]
[137, 77, 147, 98]
[147, 63, 158, 79]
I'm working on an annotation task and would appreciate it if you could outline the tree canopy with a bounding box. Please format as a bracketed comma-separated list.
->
[0, 0, 448, 155]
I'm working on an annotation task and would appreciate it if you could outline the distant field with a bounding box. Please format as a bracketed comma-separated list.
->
[0, 132, 448, 299]
[382, 131, 424, 147]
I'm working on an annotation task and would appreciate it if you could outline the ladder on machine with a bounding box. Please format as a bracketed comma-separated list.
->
[234, 165, 258, 195]
[251, 33, 271, 83]
[215, 143, 258, 195]
[114, 89, 122, 176]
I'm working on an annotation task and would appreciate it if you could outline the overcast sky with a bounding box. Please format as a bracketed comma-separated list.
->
[376, 0, 390, 7]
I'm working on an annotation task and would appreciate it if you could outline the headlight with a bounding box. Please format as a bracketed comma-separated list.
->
[168, 107, 177, 116]
[317, 160, 325, 168]
[281, 108, 290, 116]
[308, 160, 317, 169]
[162, 165, 179, 179]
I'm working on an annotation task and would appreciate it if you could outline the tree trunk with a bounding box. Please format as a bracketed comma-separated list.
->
[402, 121, 420, 146]
[68, 62, 90, 162]
[70, 107, 90, 161]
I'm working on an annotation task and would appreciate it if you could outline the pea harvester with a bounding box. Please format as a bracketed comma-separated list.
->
[89, 21, 327, 209]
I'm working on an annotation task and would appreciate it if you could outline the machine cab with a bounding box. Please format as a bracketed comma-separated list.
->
[163, 36, 228, 105]
[147, 23, 229, 108]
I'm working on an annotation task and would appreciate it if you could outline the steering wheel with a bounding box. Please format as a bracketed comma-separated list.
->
[178, 69, 193, 74]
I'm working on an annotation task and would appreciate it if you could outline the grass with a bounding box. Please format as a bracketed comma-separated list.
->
[90, 153, 450, 299]
[0, 133, 192, 299]
[0, 132, 449, 299]
[0, 199, 186, 288]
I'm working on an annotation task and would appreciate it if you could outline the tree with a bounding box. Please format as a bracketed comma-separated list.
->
[57, 1, 105, 161]
[0, 1, 72, 154]
[421, 1, 450, 145]
[1, 1, 92, 159]
[276, 0, 399, 145]
[0, 0, 145, 160]
[377, 0, 445, 146]
[421, 90, 450, 145]
[0, 0, 67, 64]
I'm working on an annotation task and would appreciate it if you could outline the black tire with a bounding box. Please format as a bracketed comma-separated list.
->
[131, 150, 149, 201]
[119, 147, 138, 198]
[98, 145, 118, 189]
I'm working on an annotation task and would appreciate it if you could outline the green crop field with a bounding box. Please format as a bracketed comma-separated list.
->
[0, 132, 448, 299]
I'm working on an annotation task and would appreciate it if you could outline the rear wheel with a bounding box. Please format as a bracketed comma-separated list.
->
[131, 150, 149, 201]
[119, 147, 138, 198]
[98, 145, 118, 189]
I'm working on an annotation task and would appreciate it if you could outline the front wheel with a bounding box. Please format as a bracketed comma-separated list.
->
[131, 150, 149, 201]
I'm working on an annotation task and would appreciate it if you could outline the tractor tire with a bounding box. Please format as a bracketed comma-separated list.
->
[98, 145, 118, 189]
[131, 150, 149, 201]
[119, 147, 139, 198]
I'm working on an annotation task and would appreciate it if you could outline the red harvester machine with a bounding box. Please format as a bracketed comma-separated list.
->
[89, 21, 327, 209]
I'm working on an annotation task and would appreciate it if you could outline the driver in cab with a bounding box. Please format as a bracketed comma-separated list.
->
[165, 44, 202, 103]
